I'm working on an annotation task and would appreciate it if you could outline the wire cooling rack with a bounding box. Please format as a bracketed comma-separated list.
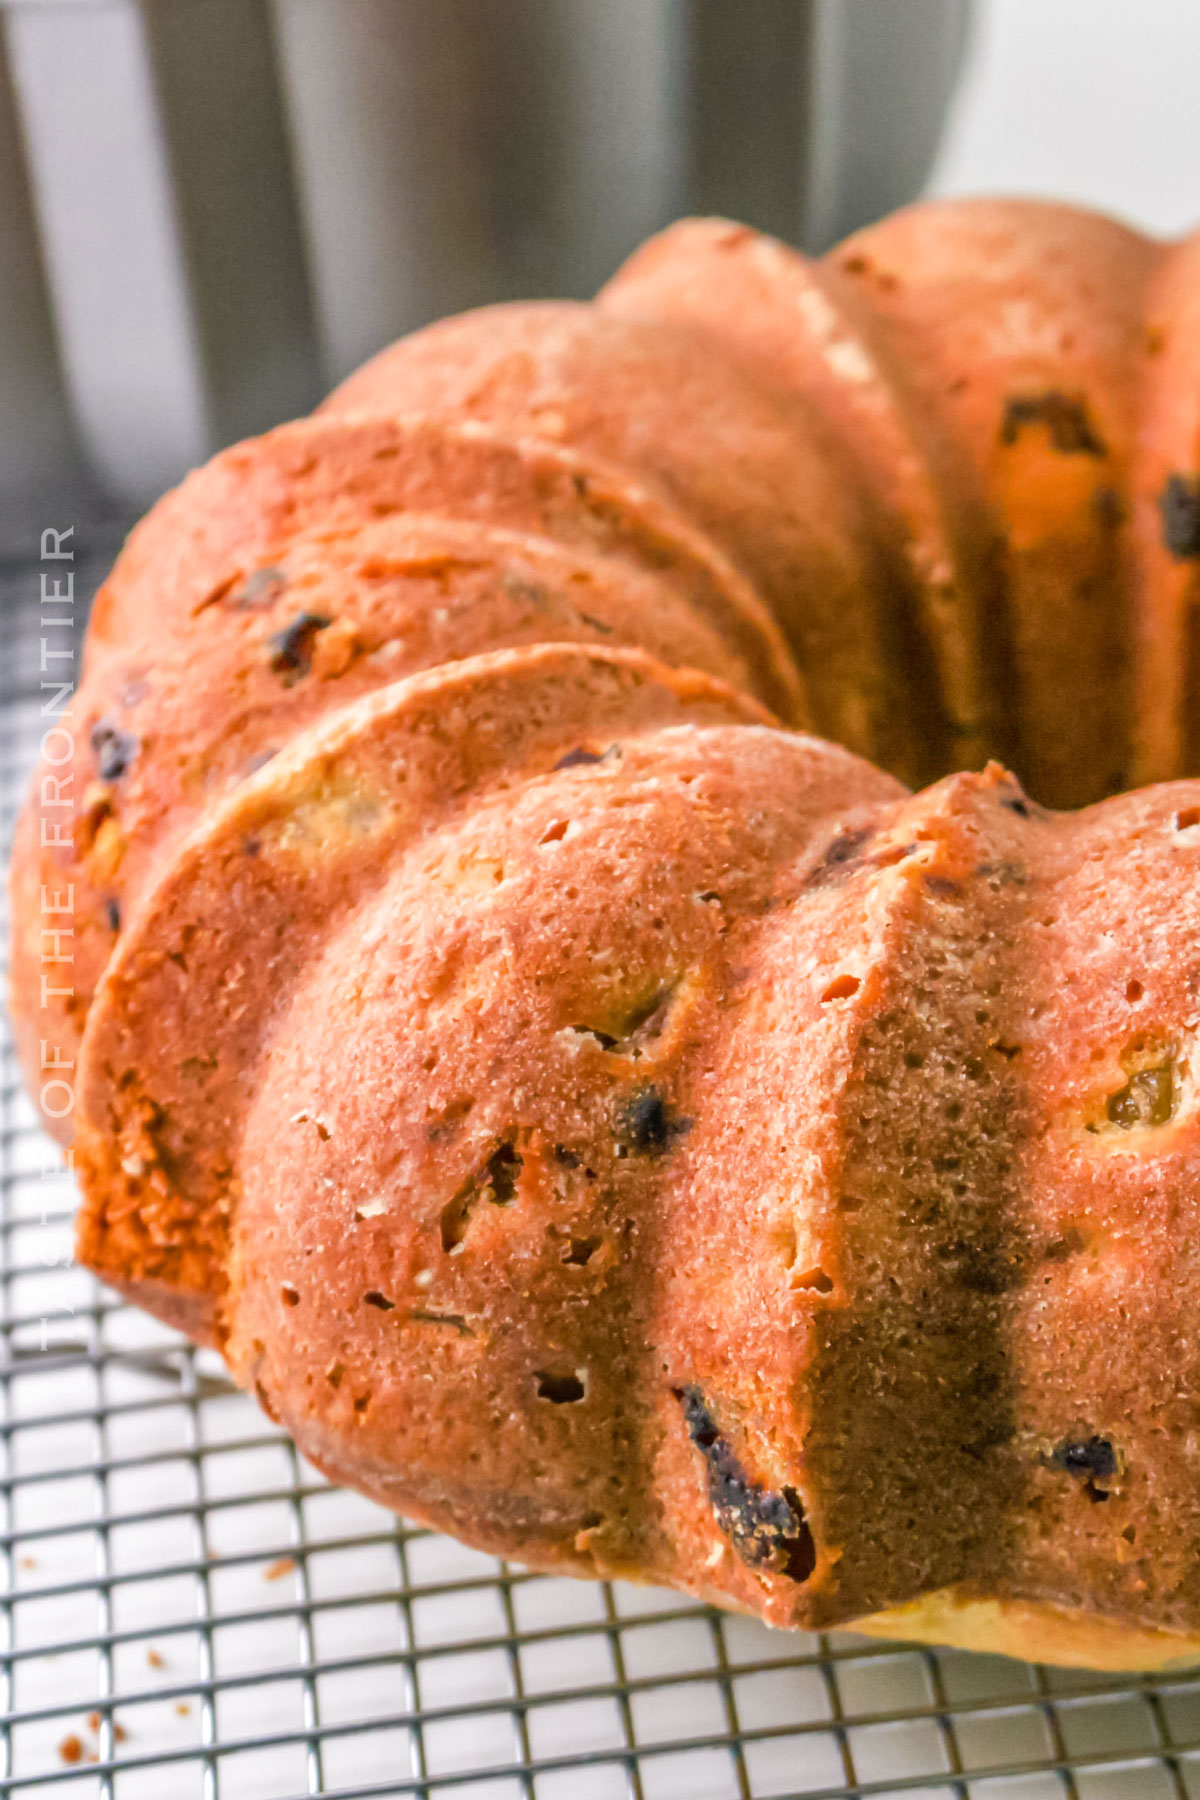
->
[2, 542, 1200, 1800]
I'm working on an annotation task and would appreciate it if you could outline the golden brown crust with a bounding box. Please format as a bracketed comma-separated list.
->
[605, 202, 1163, 808]
[830, 199, 1159, 807]
[12, 421, 803, 1125]
[15, 197, 1200, 1669]
[12, 514, 760, 1117]
[74, 645, 772, 1342]
[87, 413, 799, 715]
[325, 302, 919, 780]
[601, 217, 990, 776]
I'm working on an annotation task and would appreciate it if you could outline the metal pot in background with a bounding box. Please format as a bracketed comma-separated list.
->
[0, 0, 972, 534]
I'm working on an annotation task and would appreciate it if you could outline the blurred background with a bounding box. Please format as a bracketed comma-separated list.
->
[0, 0, 1197, 540]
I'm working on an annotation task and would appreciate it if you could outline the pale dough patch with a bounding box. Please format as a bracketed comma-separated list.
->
[851, 1589, 1200, 1672]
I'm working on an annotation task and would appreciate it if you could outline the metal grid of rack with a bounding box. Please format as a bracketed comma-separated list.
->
[2, 544, 1200, 1799]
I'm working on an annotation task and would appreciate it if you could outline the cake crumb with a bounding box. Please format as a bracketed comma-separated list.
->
[147, 1648, 166, 1669]
[85, 1713, 128, 1742]
[59, 1735, 84, 1765]
[264, 1556, 296, 1581]
[175, 1702, 192, 1717]
[86, 1713, 128, 1743]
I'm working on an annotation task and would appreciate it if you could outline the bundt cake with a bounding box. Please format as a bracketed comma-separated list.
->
[14, 196, 1200, 1672]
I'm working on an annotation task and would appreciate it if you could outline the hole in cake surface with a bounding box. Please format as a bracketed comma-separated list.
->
[411, 1310, 474, 1335]
[1126, 978, 1144, 1002]
[363, 1291, 395, 1311]
[791, 1266, 835, 1294]
[440, 1141, 523, 1251]
[1175, 806, 1200, 832]
[570, 982, 679, 1057]
[575, 611, 616, 636]
[821, 973, 861, 1003]
[999, 391, 1107, 457]
[616, 986, 676, 1044]
[280, 1284, 300, 1308]
[569, 1025, 619, 1050]
[1102, 1053, 1180, 1131]
[563, 1236, 602, 1266]
[536, 1370, 587, 1404]
[290, 1109, 330, 1142]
